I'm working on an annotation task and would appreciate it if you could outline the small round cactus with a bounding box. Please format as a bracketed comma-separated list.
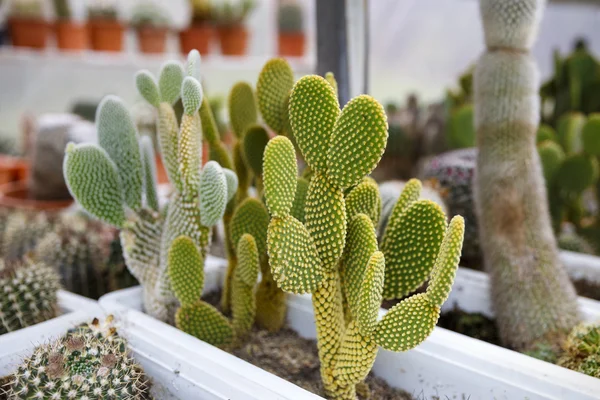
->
[5, 316, 151, 399]
[558, 323, 600, 379]
[0, 258, 61, 334]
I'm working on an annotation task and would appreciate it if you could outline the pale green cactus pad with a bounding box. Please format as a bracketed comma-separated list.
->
[168, 235, 204, 306]
[257, 58, 295, 134]
[231, 198, 269, 256]
[199, 161, 228, 227]
[140, 135, 159, 211]
[64, 143, 125, 227]
[159, 61, 185, 104]
[136, 70, 160, 107]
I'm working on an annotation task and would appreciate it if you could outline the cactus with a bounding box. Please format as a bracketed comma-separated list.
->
[34, 213, 136, 299]
[64, 51, 237, 323]
[0, 258, 60, 334]
[558, 323, 600, 379]
[474, 0, 581, 351]
[447, 104, 475, 149]
[537, 124, 557, 144]
[278, 1, 303, 33]
[212, 0, 256, 27]
[53, 0, 71, 20]
[2, 211, 54, 261]
[263, 75, 464, 399]
[4, 316, 151, 399]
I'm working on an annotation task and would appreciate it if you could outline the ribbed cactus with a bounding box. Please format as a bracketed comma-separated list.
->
[263, 75, 465, 399]
[474, 0, 581, 350]
[34, 213, 136, 299]
[64, 51, 237, 323]
[0, 258, 61, 334]
[4, 316, 151, 399]
[2, 211, 54, 261]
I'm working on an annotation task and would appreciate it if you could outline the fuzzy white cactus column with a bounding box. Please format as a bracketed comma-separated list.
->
[474, 0, 581, 350]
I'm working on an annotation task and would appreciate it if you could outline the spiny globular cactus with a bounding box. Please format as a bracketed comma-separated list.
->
[474, 0, 581, 351]
[263, 74, 465, 399]
[2, 211, 54, 261]
[0, 258, 61, 334]
[4, 316, 151, 399]
[64, 50, 238, 323]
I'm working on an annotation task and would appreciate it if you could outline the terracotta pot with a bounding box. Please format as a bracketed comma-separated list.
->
[278, 32, 305, 57]
[217, 25, 248, 56]
[55, 21, 88, 51]
[0, 156, 28, 185]
[89, 20, 124, 52]
[137, 27, 168, 54]
[9, 18, 49, 49]
[0, 181, 72, 211]
[179, 24, 213, 55]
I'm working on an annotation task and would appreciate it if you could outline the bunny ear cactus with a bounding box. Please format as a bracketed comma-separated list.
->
[474, 0, 581, 351]
[263, 75, 465, 399]
[64, 51, 236, 323]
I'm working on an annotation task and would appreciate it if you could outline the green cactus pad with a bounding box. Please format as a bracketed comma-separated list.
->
[357, 251, 385, 336]
[381, 200, 446, 299]
[159, 61, 185, 104]
[223, 168, 239, 202]
[97, 95, 144, 210]
[374, 293, 439, 352]
[332, 321, 378, 386]
[200, 97, 223, 147]
[182, 77, 203, 115]
[537, 124, 557, 144]
[168, 236, 204, 306]
[257, 58, 295, 134]
[342, 214, 378, 321]
[186, 49, 201, 80]
[582, 114, 600, 156]
[538, 141, 565, 185]
[136, 70, 160, 107]
[289, 75, 340, 172]
[325, 72, 338, 95]
[427, 216, 464, 307]
[557, 112, 585, 154]
[158, 103, 182, 189]
[229, 82, 258, 138]
[555, 154, 598, 194]
[290, 177, 309, 223]
[64, 143, 126, 227]
[305, 172, 347, 271]
[385, 179, 421, 223]
[176, 301, 233, 347]
[231, 278, 256, 340]
[327, 95, 388, 189]
[231, 197, 270, 256]
[178, 113, 202, 194]
[236, 233, 260, 287]
[345, 179, 381, 225]
[267, 215, 324, 293]
[243, 124, 270, 176]
[199, 161, 228, 227]
[140, 135, 159, 211]
[448, 104, 475, 149]
[263, 136, 298, 217]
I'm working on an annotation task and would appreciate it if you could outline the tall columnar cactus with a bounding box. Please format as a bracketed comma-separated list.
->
[474, 0, 581, 350]
[0, 258, 61, 334]
[5, 316, 151, 399]
[64, 51, 237, 322]
[263, 75, 465, 399]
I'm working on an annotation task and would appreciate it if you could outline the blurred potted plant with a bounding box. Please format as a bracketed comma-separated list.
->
[8, 0, 49, 49]
[213, 0, 256, 56]
[180, 0, 213, 55]
[88, 0, 123, 52]
[277, 0, 304, 57]
[131, 2, 170, 54]
[53, 0, 88, 51]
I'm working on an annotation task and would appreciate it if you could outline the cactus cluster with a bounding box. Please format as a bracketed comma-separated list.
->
[263, 74, 464, 399]
[558, 323, 600, 379]
[4, 316, 151, 399]
[474, 0, 580, 351]
[0, 258, 61, 334]
[2, 211, 54, 261]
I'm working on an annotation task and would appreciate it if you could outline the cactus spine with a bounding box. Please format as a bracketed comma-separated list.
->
[474, 0, 581, 350]
[0, 259, 61, 334]
[5, 316, 151, 399]
[263, 75, 464, 399]
[64, 51, 237, 326]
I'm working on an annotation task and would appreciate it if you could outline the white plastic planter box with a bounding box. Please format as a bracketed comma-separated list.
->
[561, 250, 600, 287]
[100, 255, 600, 400]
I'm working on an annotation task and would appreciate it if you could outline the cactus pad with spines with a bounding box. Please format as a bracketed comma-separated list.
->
[230, 198, 269, 256]
[159, 61, 185, 104]
[136, 70, 160, 107]
[538, 141, 565, 185]
[263, 135, 298, 217]
[229, 82, 258, 138]
[0, 259, 60, 334]
[345, 178, 382, 225]
[64, 143, 126, 227]
[231, 234, 259, 339]
[257, 58, 295, 134]
[96, 95, 144, 210]
[357, 251, 385, 335]
[176, 302, 234, 347]
[168, 236, 204, 306]
[290, 177, 309, 223]
[199, 161, 228, 227]
[140, 135, 160, 211]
